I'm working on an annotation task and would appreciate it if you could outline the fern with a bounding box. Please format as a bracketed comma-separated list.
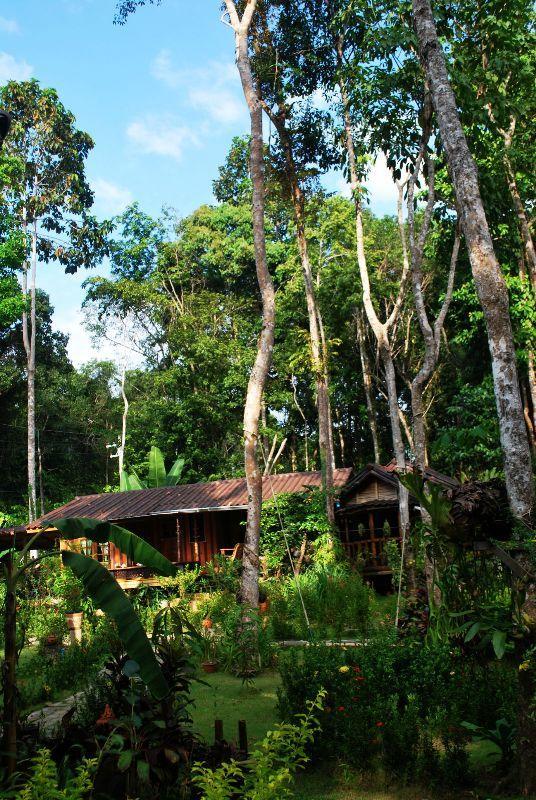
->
[16, 749, 96, 800]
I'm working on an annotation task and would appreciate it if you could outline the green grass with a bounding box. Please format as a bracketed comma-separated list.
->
[189, 669, 280, 745]
[295, 769, 465, 800]
[189, 670, 517, 800]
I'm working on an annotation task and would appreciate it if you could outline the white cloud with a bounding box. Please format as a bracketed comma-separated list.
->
[0, 17, 19, 34]
[56, 308, 145, 369]
[151, 49, 182, 88]
[189, 87, 243, 124]
[0, 52, 33, 83]
[53, 308, 104, 367]
[151, 50, 245, 125]
[126, 115, 199, 161]
[92, 178, 133, 216]
[365, 153, 398, 213]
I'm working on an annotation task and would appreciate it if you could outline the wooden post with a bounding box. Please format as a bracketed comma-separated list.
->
[215, 719, 224, 743]
[176, 516, 181, 563]
[238, 719, 248, 756]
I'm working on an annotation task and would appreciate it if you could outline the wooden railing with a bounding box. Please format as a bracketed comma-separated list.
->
[109, 564, 154, 580]
[342, 537, 402, 573]
[109, 561, 197, 581]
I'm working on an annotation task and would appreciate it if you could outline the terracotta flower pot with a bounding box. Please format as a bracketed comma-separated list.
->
[201, 660, 218, 674]
[259, 599, 270, 614]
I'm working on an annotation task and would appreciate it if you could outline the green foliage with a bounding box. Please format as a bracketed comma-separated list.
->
[276, 637, 516, 784]
[461, 718, 516, 770]
[214, 605, 274, 678]
[70, 605, 199, 797]
[260, 489, 332, 573]
[120, 445, 185, 490]
[61, 551, 169, 699]
[15, 748, 95, 800]
[449, 603, 514, 660]
[17, 625, 114, 709]
[0, 79, 109, 275]
[192, 690, 325, 800]
[268, 565, 372, 641]
[52, 517, 178, 697]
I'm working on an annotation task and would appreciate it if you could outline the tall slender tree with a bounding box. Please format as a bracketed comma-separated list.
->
[250, 5, 338, 522]
[0, 80, 108, 521]
[336, 56, 412, 546]
[223, 0, 276, 608]
[411, 0, 534, 520]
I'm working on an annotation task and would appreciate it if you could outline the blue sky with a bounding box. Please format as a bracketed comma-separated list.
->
[1, 0, 397, 366]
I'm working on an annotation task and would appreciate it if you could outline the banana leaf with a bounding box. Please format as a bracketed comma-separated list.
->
[148, 446, 166, 488]
[165, 456, 185, 486]
[52, 517, 177, 577]
[62, 550, 169, 699]
[120, 471, 146, 491]
[119, 470, 131, 492]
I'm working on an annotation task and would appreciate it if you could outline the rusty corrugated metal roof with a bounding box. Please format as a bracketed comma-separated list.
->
[30, 468, 353, 528]
[381, 459, 458, 487]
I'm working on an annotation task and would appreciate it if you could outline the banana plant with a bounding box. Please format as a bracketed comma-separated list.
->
[120, 446, 185, 491]
[1, 517, 178, 775]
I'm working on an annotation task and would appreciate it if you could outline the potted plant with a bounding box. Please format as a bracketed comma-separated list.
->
[258, 586, 270, 614]
[200, 618, 218, 673]
[58, 570, 85, 643]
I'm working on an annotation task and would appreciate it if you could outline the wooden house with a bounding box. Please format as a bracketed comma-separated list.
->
[337, 461, 458, 581]
[21, 469, 351, 587]
[2, 462, 456, 587]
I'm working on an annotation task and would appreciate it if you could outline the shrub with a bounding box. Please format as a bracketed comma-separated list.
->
[276, 636, 517, 785]
[192, 691, 325, 800]
[14, 748, 96, 800]
[260, 489, 332, 574]
[268, 565, 372, 641]
[215, 604, 274, 677]
[18, 619, 117, 709]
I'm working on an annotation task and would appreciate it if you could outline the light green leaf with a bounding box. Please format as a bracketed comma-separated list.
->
[492, 629, 507, 659]
[148, 446, 166, 488]
[119, 470, 131, 492]
[464, 621, 481, 642]
[61, 550, 169, 699]
[136, 760, 150, 782]
[118, 750, 133, 772]
[165, 456, 185, 486]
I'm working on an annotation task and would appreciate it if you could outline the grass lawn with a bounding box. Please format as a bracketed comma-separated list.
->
[189, 669, 280, 745]
[189, 669, 517, 800]
[294, 769, 497, 800]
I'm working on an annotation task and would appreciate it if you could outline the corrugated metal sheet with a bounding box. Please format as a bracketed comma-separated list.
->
[382, 460, 458, 487]
[31, 469, 353, 528]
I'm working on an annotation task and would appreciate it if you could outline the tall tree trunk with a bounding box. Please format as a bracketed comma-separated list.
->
[337, 55, 411, 563]
[382, 347, 411, 555]
[225, 0, 276, 608]
[528, 352, 536, 438]
[410, 221, 460, 471]
[37, 429, 45, 517]
[318, 308, 336, 472]
[356, 310, 381, 462]
[119, 365, 129, 478]
[499, 122, 536, 434]
[412, 0, 534, 521]
[500, 119, 536, 289]
[22, 217, 37, 522]
[292, 376, 309, 471]
[265, 110, 335, 523]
